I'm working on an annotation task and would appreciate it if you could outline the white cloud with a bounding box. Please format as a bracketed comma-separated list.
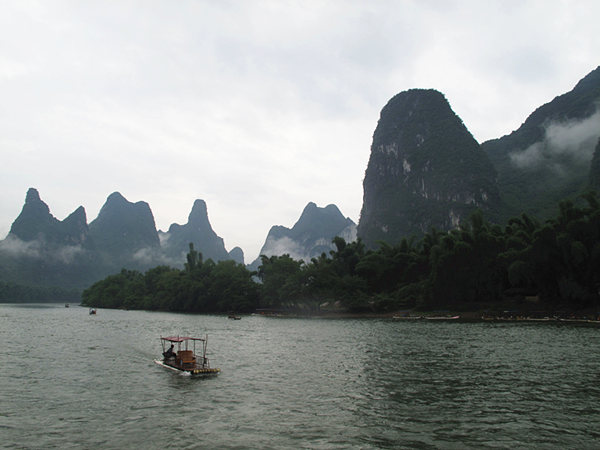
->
[0, 235, 84, 264]
[0, 236, 42, 259]
[510, 110, 600, 171]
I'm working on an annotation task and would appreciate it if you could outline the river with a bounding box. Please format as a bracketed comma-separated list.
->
[1, 303, 599, 449]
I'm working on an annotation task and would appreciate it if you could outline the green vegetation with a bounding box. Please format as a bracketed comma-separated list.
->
[83, 193, 600, 313]
[82, 244, 259, 312]
[482, 66, 600, 224]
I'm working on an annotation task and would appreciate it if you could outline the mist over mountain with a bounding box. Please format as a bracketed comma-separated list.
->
[10, 188, 91, 248]
[249, 202, 356, 269]
[0, 188, 98, 289]
[590, 138, 600, 190]
[481, 65, 600, 220]
[0, 189, 239, 291]
[88, 192, 161, 272]
[357, 89, 500, 248]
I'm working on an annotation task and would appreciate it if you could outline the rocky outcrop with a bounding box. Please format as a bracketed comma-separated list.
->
[357, 89, 500, 248]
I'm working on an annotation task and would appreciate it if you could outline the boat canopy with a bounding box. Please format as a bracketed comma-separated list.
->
[161, 336, 205, 342]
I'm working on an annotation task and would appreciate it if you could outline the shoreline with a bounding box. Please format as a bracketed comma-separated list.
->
[253, 308, 600, 323]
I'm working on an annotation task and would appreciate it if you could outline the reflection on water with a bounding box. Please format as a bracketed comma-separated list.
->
[1, 304, 599, 448]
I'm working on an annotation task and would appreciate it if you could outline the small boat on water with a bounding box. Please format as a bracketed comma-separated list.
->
[228, 313, 241, 320]
[425, 315, 460, 320]
[154, 335, 220, 376]
[65, 303, 69, 308]
[89, 308, 97, 315]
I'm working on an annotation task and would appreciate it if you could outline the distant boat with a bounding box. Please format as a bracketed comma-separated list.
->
[425, 315, 460, 320]
[154, 335, 220, 376]
[392, 315, 422, 320]
[89, 308, 96, 315]
[65, 303, 69, 308]
[228, 313, 241, 320]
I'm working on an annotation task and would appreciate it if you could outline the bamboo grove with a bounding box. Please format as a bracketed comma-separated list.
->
[82, 192, 600, 313]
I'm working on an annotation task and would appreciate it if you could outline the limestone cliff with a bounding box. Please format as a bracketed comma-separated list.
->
[357, 89, 500, 247]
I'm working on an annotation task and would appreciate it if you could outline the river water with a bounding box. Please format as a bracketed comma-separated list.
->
[1, 303, 599, 449]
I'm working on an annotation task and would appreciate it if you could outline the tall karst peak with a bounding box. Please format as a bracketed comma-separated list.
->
[25, 187, 43, 204]
[10, 187, 57, 241]
[162, 199, 229, 263]
[9, 188, 91, 247]
[89, 191, 159, 259]
[293, 202, 354, 237]
[358, 88, 500, 248]
[107, 191, 126, 202]
[188, 199, 209, 226]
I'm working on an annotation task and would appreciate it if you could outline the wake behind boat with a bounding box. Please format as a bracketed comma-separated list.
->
[155, 335, 220, 376]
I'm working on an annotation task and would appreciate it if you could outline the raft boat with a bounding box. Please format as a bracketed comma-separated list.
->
[154, 335, 220, 376]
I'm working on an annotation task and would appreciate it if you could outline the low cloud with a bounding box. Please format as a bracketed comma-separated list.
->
[0, 235, 42, 259]
[54, 244, 84, 264]
[0, 235, 84, 264]
[510, 109, 600, 172]
[132, 246, 181, 268]
[261, 236, 308, 262]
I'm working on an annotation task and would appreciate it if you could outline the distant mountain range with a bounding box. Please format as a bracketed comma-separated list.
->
[0, 189, 355, 291]
[2, 64, 599, 294]
[0, 189, 241, 289]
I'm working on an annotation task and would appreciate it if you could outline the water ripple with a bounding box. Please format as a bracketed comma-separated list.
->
[1, 306, 599, 448]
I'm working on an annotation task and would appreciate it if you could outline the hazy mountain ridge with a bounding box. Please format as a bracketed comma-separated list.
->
[249, 202, 357, 269]
[0, 189, 236, 289]
[160, 199, 232, 263]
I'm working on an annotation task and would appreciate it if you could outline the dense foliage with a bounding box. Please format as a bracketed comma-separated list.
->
[260, 192, 600, 312]
[83, 193, 600, 313]
[82, 244, 259, 312]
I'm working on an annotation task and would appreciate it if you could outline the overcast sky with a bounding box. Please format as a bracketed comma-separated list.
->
[1, 0, 599, 262]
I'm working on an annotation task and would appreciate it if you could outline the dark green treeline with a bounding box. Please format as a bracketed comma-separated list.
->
[82, 192, 600, 313]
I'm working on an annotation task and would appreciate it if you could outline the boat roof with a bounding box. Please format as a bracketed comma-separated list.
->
[161, 336, 206, 342]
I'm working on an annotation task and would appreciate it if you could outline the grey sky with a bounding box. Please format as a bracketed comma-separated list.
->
[1, 0, 599, 262]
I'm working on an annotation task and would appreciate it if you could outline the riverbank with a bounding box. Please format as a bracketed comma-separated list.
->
[253, 302, 600, 322]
